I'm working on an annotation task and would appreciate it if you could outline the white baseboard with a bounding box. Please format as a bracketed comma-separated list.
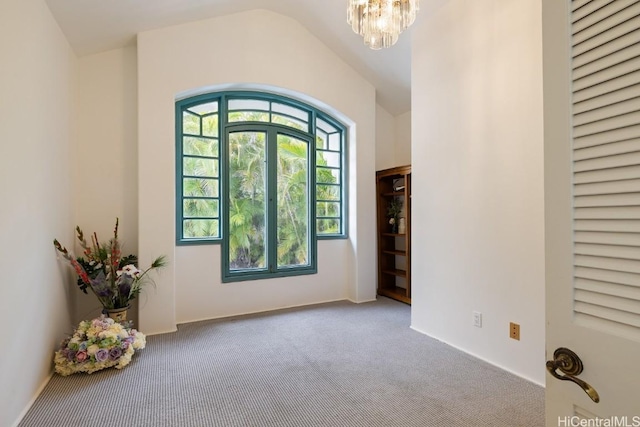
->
[12, 372, 53, 427]
[346, 298, 377, 304]
[409, 325, 546, 388]
[144, 327, 179, 337]
[174, 297, 350, 328]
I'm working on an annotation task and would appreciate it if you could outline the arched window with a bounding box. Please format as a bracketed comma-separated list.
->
[176, 91, 346, 281]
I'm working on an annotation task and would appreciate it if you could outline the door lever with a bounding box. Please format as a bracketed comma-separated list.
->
[546, 347, 600, 403]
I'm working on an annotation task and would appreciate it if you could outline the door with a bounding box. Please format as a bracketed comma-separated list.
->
[224, 126, 315, 282]
[543, 0, 640, 423]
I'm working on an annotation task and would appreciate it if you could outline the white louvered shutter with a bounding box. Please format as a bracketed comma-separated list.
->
[571, 0, 640, 340]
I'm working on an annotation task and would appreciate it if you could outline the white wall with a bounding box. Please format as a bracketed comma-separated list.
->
[74, 46, 139, 324]
[395, 111, 412, 166]
[376, 104, 396, 171]
[376, 105, 412, 171]
[0, 1, 76, 425]
[411, 0, 545, 385]
[137, 10, 377, 333]
[376, 105, 412, 172]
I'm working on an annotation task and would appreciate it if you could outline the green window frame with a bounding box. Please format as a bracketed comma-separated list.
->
[176, 91, 347, 280]
[176, 95, 222, 243]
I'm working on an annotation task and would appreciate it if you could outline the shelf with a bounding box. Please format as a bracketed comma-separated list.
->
[378, 287, 411, 304]
[383, 249, 406, 256]
[382, 268, 407, 278]
[376, 164, 411, 305]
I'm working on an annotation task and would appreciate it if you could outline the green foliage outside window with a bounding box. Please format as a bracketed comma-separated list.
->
[177, 92, 346, 281]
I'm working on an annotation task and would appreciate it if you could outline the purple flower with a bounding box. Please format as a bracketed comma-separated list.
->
[108, 347, 122, 361]
[96, 287, 113, 298]
[66, 350, 77, 361]
[90, 271, 113, 298]
[118, 275, 133, 297]
[95, 349, 109, 362]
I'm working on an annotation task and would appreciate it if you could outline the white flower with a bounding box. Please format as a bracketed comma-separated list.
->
[389, 218, 396, 225]
[78, 320, 90, 329]
[116, 353, 133, 369]
[132, 331, 146, 349]
[120, 264, 141, 277]
[87, 345, 100, 356]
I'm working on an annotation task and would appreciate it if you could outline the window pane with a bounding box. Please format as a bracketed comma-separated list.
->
[316, 131, 328, 150]
[317, 184, 340, 201]
[316, 167, 340, 185]
[202, 114, 219, 137]
[183, 157, 218, 178]
[317, 202, 340, 217]
[272, 114, 307, 131]
[316, 151, 340, 168]
[187, 101, 218, 116]
[228, 111, 270, 123]
[183, 178, 218, 197]
[183, 137, 218, 157]
[317, 219, 340, 235]
[316, 117, 337, 134]
[329, 133, 341, 151]
[183, 199, 219, 218]
[228, 99, 269, 111]
[183, 219, 219, 238]
[183, 111, 200, 135]
[228, 131, 267, 271]
[272, 103, 309, 121]
[277, 134, 309, 268]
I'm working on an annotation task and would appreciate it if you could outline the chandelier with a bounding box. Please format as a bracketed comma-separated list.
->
[347, 0, 420, 50]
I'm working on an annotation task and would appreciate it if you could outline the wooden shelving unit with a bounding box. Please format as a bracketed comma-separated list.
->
[376, 165, 411, 304]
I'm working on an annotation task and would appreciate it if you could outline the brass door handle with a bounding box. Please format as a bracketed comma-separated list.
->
[546, 347, 600, 403]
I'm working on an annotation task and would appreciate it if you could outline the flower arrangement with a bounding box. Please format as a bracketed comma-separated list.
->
[53, 218, 166, 310]
[54, 315, 146, 376]
[387, 197, 403, 232]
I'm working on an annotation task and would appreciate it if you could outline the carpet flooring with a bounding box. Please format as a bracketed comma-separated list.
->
[19, 297, 544, 426]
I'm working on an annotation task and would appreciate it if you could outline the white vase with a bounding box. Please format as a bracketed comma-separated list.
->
[398, 217, 406, 234]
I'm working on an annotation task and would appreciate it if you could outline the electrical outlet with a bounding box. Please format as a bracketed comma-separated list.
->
[473, 311, 482, 328]
[510, 322, 520, 340]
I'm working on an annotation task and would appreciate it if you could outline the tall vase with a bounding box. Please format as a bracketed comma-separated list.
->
[104, 306, 130, 323]
[398, 217, 406, 234]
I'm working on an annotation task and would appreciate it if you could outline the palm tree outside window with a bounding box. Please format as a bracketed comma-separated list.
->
[176, 91, 346, 282]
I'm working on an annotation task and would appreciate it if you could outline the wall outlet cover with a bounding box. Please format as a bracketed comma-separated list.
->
[510, 322, 520, 340]
[473, 311, 482, 328]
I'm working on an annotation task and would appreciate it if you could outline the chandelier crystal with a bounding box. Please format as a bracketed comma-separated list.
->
[347, 0, 420, 50]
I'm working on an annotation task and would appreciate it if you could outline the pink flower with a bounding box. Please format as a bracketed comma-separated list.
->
[75, 350, 88, 362]
[70, 259, 91, 285]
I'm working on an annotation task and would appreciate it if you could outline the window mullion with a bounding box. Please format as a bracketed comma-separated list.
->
[220, 95, 228, 243]
[308, 130, 317, 266]
[266, 128, 278, 273]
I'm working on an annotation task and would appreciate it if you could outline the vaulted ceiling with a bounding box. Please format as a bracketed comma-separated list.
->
[45, 0, 447, 116]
